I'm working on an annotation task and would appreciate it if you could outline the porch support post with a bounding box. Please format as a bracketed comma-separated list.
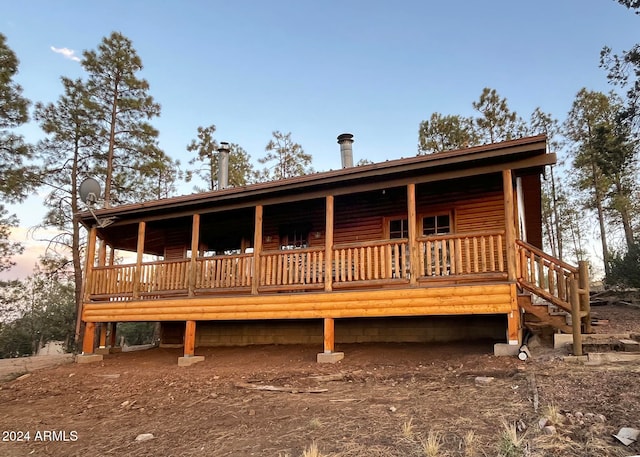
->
[324, 195, 334, 292]
[98, 324, 107, 347]
[76, 226, 97, 348]
[578, 261, 591, 333]
[507, 283, 521, 345]
[82, 322, 96, 354]
[502, 170, 517, 282]
[407, 183, 418, 285]
[77, 321, 103, 363]
[252, 205, 263, 295]
[188, 214, 200, 297]
[98, 240, 107, 267]
[178, 320, 204, 366]
[108, 245, 115, 266]
[317, 317, 344, 363]
[82, 227, 97, 303]
[95, 323, 109, 355]
[323, 317, 335, 352]
[108, 322, 121, 353]
[133, 221, 146, 299]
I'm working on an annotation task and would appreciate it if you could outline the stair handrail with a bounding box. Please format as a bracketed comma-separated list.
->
[516, 239, 590, 355]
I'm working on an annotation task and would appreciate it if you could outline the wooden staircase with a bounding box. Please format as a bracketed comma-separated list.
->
[517, 294, 572, 333]
[516, 241, 591, 338]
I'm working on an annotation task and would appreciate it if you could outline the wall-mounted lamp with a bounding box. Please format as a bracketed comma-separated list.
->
[265, 235, 272, 243]
[314, 231, 321, 239]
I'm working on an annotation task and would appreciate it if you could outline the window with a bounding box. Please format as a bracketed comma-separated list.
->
[422, 214, 451, 236]
[389, 218, 408, 239]
[280, 228, 308, 250]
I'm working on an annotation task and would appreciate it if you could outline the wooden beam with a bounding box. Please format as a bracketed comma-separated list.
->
[407, 184, 418, 285]
[325, 195, 334, 292]
[508, 283, 521, 344]
[82, 227, 97, 302]
[98, 240, 107, 267]
[502, 170, 517, 281]
[323, 317, 335, 353]
[77, 226, 97, 344]
[98, 323, 107, 348]
[108, 245, 115, 266]
[252, 205, 263, 295]
[82, 322, 96, 354]
[133, 221, 146, 299]
[184, 320, 196, 357]
[109, 322, 117, 347]
[188, 214, 200, 297]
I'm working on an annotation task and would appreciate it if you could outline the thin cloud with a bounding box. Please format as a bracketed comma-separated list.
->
[50, 46, 81, 62]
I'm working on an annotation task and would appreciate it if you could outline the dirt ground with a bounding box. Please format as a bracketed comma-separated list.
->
[1, 304, 639, 457]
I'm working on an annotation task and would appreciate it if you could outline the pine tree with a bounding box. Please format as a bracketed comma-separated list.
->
[472, 88, 527, 144]
[186, 125, 256, 191]
[258, 131, 312, 181]
[34, 77, 100, 316]
[417, 113, 478, 154]
[82, 32, 174, 206]
[564, 89, 622, 277]
[0, 33, 35, 273]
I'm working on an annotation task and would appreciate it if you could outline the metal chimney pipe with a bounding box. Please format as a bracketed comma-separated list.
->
[337, 133, 354, 168]
[218, 142, 230, 189]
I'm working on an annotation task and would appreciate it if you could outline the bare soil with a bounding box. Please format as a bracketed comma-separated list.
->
[1, 304, 639, 457]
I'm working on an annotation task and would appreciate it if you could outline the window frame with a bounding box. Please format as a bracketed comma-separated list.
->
[419, 211, 453, 237]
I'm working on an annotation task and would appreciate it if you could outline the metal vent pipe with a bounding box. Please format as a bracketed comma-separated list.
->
[337, 133, 354, 168]
[218, 142, 230, 189]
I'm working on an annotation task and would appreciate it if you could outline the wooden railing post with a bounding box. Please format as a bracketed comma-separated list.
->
[188, 214, 200, 297]
[252, 205, 263, 295]
[570, 278, 583, 356]
[407, 184, 418, 285]
[325, 195, 334, 292]
[132, 222, 146, 299]
[502, 170, 517, 282]
[578, 260, 591, 333]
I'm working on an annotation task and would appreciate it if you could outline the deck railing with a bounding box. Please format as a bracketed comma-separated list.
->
[333, 239, 409, 284]
[139, 259, 190, 295]
[259, 247, 325, 289]
[418, 230, 506, 278]
[86, 231, 514, 301]
[196, 254, 253, 290]
[90, 264, 136, 299]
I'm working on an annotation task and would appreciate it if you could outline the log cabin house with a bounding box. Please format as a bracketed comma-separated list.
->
[77, 134, 591, 365]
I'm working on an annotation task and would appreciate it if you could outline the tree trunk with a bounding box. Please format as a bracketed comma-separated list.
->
[104, 78, 120, 208]
[591, 163, 611, 277]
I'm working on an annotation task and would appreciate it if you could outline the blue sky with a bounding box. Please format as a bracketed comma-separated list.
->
[2, 0, 638, 278]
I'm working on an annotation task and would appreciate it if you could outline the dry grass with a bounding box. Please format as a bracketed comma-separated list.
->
[420, 430, 443, 457]
[302, 441, 327, 457]
[401, 417, 415, 440]
[543, 403, 564, 425]
[497, 420, 526, 457]
[463, 430, 477, 457]
[309, 418, 323, 429]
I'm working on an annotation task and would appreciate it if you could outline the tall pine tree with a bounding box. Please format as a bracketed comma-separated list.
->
[82, 32, 174, 206]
